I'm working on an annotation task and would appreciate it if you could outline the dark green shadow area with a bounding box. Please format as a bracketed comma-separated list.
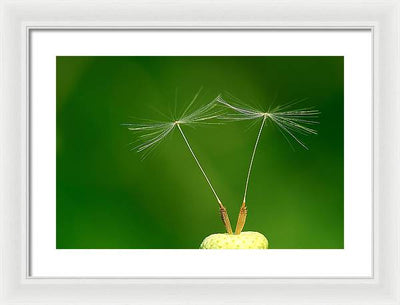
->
[56, 56, 344, 249]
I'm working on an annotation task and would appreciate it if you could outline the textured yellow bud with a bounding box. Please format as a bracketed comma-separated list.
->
[200, 231, 268, 249]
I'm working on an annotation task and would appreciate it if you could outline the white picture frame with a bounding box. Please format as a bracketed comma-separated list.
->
[1, 0, 399, 304]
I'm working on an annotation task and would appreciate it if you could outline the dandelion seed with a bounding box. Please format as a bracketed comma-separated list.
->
[217, 94, 320, 234]
[124, 89, 233, 234]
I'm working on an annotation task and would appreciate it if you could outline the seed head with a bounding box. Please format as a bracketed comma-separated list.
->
[216, 94, 320, 150]
[123, 88, 224, 159]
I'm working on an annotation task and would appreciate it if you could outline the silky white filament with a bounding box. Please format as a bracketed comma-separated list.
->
[177, 123, 221, 204]
[243, 114, 267, 203]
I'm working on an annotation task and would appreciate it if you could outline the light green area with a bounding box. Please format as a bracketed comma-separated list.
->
[56, 56, 344, 249]
[200, 232, 268, 249]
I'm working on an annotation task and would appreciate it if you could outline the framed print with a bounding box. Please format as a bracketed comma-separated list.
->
[1, 0, 399, 304]
[30, 29, 371, 278]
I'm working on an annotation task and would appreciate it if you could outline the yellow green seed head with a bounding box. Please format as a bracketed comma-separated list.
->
[200, 231, 268, 249]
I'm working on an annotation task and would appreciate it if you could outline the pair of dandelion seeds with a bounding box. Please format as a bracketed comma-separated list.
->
[125, 89, 319, 249]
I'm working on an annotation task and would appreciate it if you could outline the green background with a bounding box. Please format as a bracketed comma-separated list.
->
[56, 56, 344, 249]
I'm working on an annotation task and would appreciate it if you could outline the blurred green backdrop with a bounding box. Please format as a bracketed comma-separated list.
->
[56, 56, 343, 249]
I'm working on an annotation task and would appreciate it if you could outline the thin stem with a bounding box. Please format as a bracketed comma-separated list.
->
[243, 114, 267, 204]
[235, 114, 267, 235]
[177, 123, 233, 234]
[177, 123, 221, 204]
